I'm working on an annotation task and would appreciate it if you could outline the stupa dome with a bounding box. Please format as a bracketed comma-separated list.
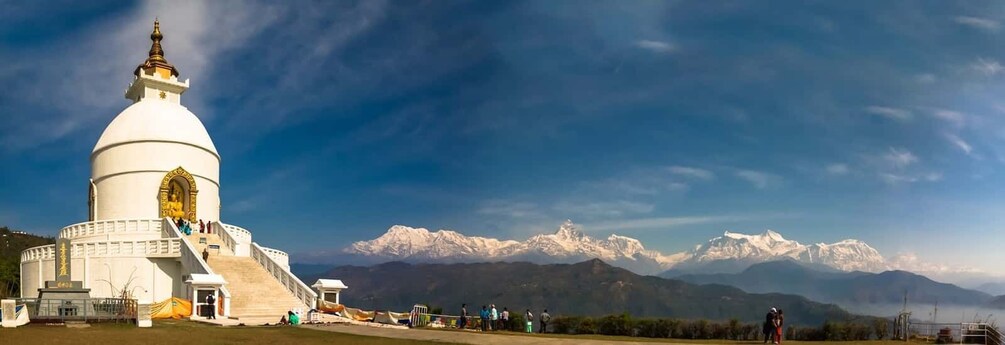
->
[92, 99, 218, 158]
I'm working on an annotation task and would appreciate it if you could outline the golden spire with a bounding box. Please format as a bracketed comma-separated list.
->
[134, 19, 179, 78]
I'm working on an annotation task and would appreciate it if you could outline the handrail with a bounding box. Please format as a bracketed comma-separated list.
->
[250, 242, 316, 309]
[219, 223, 252, 241]
[21, 244, 55, 262]
[59, 219, 162, 240]
[21, 239, 181, 262]
[215, 221, 250, 256]
[162, 218, 232, 317]
[259, 246, 290, 269]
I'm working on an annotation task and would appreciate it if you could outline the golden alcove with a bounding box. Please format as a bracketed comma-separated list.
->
[159, 166, 198, 222]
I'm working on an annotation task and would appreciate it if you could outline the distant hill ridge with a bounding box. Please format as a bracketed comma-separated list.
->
[302, 258, 864, 326]
[1, 226, 56, 298]
[672, 260, 995, 307]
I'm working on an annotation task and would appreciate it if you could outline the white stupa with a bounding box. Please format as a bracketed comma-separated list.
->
[20, 21, 318, 322]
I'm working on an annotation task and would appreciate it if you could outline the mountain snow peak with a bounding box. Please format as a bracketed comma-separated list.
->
[344, 223, 895, 275]
[555, 219, 584, 238]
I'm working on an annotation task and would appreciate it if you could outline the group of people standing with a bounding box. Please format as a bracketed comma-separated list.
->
[763, 307, 785, 344]
[173, 218, 214, 236]
[458, 304, 550, 333]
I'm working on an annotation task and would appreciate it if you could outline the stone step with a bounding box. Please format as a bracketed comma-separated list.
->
[205, 253, 308, 319]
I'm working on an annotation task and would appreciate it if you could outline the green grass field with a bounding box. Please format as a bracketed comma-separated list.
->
[0, 320, 443, 345]
[418, 327, 923, 344]
[1, 320, 927, 345]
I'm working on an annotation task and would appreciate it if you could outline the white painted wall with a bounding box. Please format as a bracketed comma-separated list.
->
[21, 256, 182, 303]
[91, 141, 220, 222]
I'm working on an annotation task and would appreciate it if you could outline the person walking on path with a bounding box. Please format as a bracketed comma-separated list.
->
[490, 305, 498, 331]
[774, 309, 785, 344]
[539, 309, 551, 333]
[763, 308, 777, 343]
[501, 307, 510, 331]
[459, 304, 468, 329]
[525, 309, 534, 333]
[205, 293, 216, 319]
[479, 306, 489, 331]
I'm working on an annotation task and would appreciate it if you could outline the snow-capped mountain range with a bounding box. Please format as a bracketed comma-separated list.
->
[344, 220, 897, 275]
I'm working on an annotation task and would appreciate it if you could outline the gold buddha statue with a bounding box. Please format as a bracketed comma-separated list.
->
[166, 191, 186, 219]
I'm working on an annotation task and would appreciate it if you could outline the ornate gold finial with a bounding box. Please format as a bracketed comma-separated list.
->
[134, 19, 179, 77]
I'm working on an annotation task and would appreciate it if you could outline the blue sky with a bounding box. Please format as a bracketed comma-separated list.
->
[3, 1, 1005, 273]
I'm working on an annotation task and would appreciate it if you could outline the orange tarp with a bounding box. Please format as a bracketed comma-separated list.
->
[150, 297, 192, 319]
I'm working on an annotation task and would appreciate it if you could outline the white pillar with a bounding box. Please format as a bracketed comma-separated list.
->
[83, 254, 90, 289]
[1, 300, 16, 327]
[37, 258, 43, 291]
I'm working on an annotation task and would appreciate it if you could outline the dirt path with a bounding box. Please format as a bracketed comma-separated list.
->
[301, 323, 687, 344]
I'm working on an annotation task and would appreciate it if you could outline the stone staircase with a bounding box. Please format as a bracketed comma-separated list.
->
[186, 233, 307, 323]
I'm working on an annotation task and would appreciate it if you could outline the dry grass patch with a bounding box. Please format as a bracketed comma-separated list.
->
[0, 320, 445, 345]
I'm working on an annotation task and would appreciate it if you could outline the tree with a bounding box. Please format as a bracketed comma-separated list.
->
[873, 318, 889, 340]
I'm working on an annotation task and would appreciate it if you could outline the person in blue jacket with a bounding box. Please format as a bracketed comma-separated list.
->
[479, 305, 489, 331]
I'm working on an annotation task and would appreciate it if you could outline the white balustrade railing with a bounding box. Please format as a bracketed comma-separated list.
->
[162, 218, 232, 317]
[251, 242, 316, 309]
[259, 246, 290, 269]
[21, 244, 55, 262]
[219, 223, 252, 241]
[20, 239, 181, 262]
[215, 221, 251, 257]
[59, 219, 163, 240]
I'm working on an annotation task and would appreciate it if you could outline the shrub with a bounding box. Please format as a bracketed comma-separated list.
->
[634, 319, 659, 338]
[665, 319, 682, 338]
[551, 316, 574, 334]
[577, 316, 598, 334]
[508, 313, 525, 332]
[873, 318, 889, 340]
[598, 313, 633, 336]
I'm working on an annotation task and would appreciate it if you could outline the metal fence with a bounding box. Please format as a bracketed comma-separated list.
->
[909, 322, 1003, 345]
[15, 298, 137, 323]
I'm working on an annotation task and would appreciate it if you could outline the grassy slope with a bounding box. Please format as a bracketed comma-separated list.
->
[0, 226, 55, 298]
[0, 320, 443, 345]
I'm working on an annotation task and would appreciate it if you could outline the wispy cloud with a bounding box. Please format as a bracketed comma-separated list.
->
[879, 172, 942, 185]
[585, 213, 798, 232]
[0, 1, 277, 152]
[914, 73, 936, 84]
[477, 200, 543, 219]
[585, 167, 695, 196]
[930, 109, 966, 127]
[634, 40, 675, 53]
[954, 16, 1001, 32]
[972, 57, 1003, 76]
[586, 215, 731, 232]
[882, 147, 918, 168]
[666, 166, 715, 180]
[826, 163, 849, 175]
[944, 133, 973, 155]
[553, 200, 654, 218]
[865, 106, 912, 121]
[735, 170, 780, 189]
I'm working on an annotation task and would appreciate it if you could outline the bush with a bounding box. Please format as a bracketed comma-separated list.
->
[508, 313, 526, 332]
[873, 318, 889, 340]
[551, 316, 575, 334]
[598, 313, 633, 336]
[577, 316, 598, 334]
[741, 323, 758, 340]
[634, 319, 658, 338]
[494, 312, 883, 342]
